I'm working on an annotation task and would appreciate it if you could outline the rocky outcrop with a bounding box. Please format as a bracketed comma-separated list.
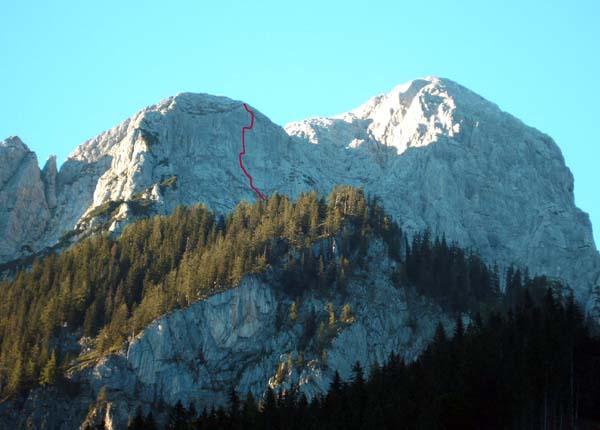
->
[0, 137, 52, 260]
[41, 155, 58, 210]
[72, 240, 448, 428]
[1, 239, 451, 429]
[94, 267, 443, 407]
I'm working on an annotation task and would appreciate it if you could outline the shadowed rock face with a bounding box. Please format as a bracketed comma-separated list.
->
[2, 77, 597, 313]
[0, 136, 52, 259]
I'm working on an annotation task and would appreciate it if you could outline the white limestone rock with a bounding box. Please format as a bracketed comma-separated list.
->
[0, 77, 598, 312]
[286, 77, 600, 308]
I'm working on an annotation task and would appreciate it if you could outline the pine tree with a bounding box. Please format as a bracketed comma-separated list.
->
[229, 386, 241, 422]
[326, 302, 336, 328]
[166, 400, 188, 430]
[127, 406, 145, 430]
[340, 303, 354, 324]
[242, 392, 259, 428]
[289, 301, 298, 322]
[6, 355, 23, 394]
[39, 350, 58, 386]
[262, 387, 278, 429]
[144, 412, 157, 430]
[454, 315, 465, 342]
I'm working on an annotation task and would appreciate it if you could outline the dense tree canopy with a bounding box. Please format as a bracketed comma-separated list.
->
[0, 187, 400, 397]
[137, 289, 600, 430]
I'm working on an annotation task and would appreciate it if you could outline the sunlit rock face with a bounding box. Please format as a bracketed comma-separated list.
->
[286, 77, 599, 306]
[2, 76, 598, 314]
[1, 77, 599, 429]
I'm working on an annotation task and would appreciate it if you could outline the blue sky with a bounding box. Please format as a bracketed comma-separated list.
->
[1, 0, 598, 245]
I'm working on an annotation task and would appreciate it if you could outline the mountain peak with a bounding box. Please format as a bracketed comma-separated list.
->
[1, 135, 29, 152]
[285, 77, 469, 153]
[153, 92, 243, 116]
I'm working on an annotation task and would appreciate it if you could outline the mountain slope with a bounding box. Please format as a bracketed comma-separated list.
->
[1, 77, 598, 312]
[0, 188, 493, 429]
[286, 77, 600, 308]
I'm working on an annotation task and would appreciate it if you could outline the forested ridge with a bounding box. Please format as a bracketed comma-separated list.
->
[1, 186, 403, 397]
[2, 185, 598, 430]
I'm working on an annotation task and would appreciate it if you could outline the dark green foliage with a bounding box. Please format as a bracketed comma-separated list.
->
[160, 175, 178, 191]
[166, 400, 190, 430]
[84, 422, 106, 430]
[87, 200, 124, 219]
[128, 198, 154, 216]
[127, 406, 145, 430]
[145, 412, 158, 430]
[0, 186, 396, 397]
[400, 231, 501, 313]
[152, 290, 600, 430]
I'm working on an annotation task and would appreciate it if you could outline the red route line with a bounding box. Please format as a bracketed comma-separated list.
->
[239, 103, 266, 200]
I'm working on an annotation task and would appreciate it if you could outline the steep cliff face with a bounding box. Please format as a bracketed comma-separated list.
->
[0, 94, 329, 262]
[82, 240, 444, 408]
[0, 137, 52, 260]
[1, 78, 598, 307]
[286, 77, 600, 307]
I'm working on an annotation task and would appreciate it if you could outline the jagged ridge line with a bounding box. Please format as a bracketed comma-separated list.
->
[239, 103, 266, 200]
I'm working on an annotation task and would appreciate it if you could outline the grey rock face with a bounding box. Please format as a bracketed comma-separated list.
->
[286, 77, 600, 306]
[0, 136, 52, 259]
[42, 155, 58, 210]
[70, 240, 449, 428]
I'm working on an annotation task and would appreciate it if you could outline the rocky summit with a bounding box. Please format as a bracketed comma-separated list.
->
[1, 77, 598, 314]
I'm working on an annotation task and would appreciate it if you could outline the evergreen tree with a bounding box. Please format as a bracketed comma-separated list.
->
[166, 400, 188, 430]
[289, 301, 298, 322]
[39, 350, 58, 386]
[144, 412, 157, 430]
[340, 303, 354, 324]
[127, 406, 145, 430]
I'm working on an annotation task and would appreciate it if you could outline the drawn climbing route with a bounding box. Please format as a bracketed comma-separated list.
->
[239, 103, 266, 200]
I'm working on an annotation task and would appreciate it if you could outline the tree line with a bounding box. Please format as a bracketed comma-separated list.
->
[123, 287, 600, 430]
